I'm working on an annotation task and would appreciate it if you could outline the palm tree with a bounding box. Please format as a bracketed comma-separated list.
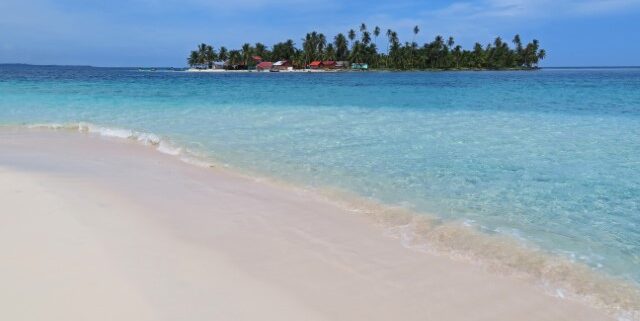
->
[512, 34, 523, 65]
[372, 26, 381, 67]
[433, 36, 444, 68]
[412, 26, 420, 67]
[188, 51, 198, 67]
[349, 41, 363, 63]
[386, 29, 393, 68]
[303, 31, 326, 63]
[537, 49, 546, 60]
[241, 43, 253, 68]
[373, 26, 380, 44]
[348, 29, 356, 48]
[272, 39, 296, 61]
[318, 33, 327, 57]
[228, 50, 241, 67]
[473, 42, 484, 68]
[302, 33, 313, 64]
[522, 39, 540, 68]
[205, 45, 216, 68]
[389, 31, 399, 69]
[334, 33, 349, 61]
[325, 43, 336, 61]
[366, 42, 378, 67]
[285, 39, 295, 59]
[536, 49, 546, 67]
[360, 23, 367, 33]
[360, 31, 371, 64]
[490, 37, 504, 68]
[197, 43, 207, 67]
[218, 46, 228, 62]
[513, 34, 522, 48]
[452, 45, 462, 69]
[292, 49, 305, 69]
[254, 42, 267, 60]
[197, 43, 207, 53]
[362, 31, 371, 45]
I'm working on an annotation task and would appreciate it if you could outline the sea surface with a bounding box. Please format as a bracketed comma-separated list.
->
[1, 64, 639, 287]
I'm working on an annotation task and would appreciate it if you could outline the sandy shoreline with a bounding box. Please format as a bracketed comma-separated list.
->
[185, 68, 342, 73]
[0, 128, 616, 320]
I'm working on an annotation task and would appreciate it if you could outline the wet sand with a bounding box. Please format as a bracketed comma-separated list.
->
[0, 128, 613, 321]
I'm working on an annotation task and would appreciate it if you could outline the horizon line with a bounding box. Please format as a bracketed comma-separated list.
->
[2, 63, 640, 69]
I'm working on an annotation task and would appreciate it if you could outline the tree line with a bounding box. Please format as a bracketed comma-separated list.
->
[188, 23, 546, 70]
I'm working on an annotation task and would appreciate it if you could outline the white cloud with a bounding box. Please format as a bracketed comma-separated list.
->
[136, 0, 330, 13]
[432, 0, 640, 19]
[572, 0, 640, 14]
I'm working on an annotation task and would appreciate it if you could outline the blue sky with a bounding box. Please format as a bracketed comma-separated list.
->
[1, 0, 639, 67]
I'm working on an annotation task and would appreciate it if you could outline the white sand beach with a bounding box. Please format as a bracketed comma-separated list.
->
[185, 68, 340, 73]
[0, 127, 614, 321]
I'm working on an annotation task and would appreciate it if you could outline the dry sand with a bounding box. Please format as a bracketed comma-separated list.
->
[0, 128, 613, 321]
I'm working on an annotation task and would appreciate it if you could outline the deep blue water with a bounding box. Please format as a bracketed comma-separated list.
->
[1, 64, 639, 284]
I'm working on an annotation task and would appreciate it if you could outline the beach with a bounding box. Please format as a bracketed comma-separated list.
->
[0, 127, 616, 321]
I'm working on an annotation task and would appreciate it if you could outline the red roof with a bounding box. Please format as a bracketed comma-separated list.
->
[322, 61, 336, 65]
[256, 61, 273, 69]
[252, 56, 263, 61]
[309, 61, 322, 66]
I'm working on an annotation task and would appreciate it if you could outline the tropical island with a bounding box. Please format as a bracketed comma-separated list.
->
[187, 23, 546, 71]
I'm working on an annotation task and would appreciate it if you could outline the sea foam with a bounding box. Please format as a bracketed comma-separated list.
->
[25, 122, 206, 167]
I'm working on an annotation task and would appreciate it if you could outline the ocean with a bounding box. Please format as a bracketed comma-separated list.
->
[1, 64, 639, 289]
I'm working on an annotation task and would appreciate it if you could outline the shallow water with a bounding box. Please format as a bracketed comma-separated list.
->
[1, 64, 639, 285]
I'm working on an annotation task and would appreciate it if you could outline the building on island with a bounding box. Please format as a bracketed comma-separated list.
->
[309, 61, 323, 69]
[321, 61, 337, 69]
[351, 63, 368, 70]
[272, 60, 293, 71]
[212, 61, 226, 70]
[256, 61, 273, 72]
[309, 61, 342, 70]
[336, 61, 349, 69]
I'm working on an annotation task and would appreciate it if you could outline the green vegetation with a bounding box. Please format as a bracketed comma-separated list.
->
[188, 24, 546, 70]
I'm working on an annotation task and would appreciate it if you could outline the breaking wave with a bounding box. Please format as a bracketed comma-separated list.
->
[26, 122, 196, 164]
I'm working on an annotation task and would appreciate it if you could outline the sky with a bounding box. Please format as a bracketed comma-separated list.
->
[1, 0, 639, 67]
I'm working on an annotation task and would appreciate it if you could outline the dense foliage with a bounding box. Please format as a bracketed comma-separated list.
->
[188, 24, 546, 70]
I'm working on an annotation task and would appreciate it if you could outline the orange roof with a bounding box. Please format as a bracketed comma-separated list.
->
[257, 61, 273, 69]
[309, 61, 322, 66]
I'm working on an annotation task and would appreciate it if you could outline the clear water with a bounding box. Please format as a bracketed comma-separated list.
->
[1, 65, 639, 284]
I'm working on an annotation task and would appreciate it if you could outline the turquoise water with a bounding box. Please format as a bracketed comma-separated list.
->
[1, 65, 639, 285]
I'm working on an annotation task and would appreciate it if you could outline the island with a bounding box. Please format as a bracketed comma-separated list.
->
[187, 23, 546, 71]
